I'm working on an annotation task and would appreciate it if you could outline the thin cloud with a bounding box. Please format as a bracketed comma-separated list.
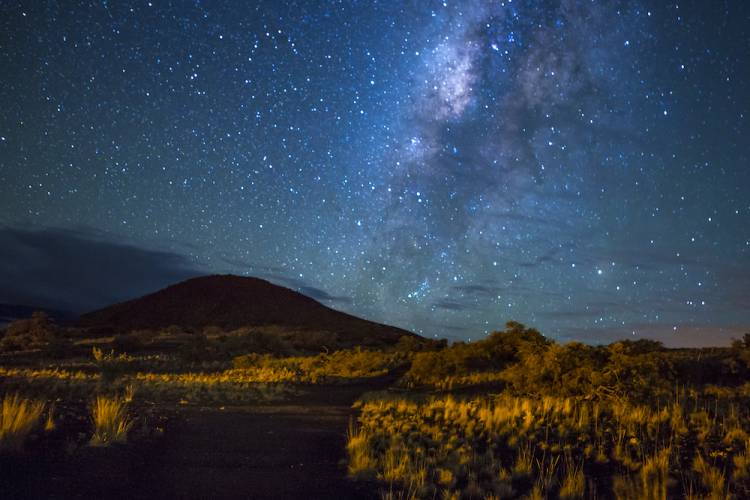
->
[0, 226, 203, 313]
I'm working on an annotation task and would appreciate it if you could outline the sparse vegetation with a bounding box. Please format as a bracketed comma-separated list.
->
[233, 347, 406, 382]
[2, 316, 750, 498]
[0, 394, 46, 452]
[0, 346, 405, 405]
[90, 395, 132, 446]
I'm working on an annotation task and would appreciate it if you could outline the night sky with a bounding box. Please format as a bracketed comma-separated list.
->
[1, 1, 749, 346]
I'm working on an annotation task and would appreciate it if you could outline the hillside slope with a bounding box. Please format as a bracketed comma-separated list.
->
[78, 275, 415, 346]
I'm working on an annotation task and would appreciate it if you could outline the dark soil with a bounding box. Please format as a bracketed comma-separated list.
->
[0, 384, 382, 500]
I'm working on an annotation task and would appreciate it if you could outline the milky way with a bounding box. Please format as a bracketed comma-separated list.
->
[1, 1, 749, 346]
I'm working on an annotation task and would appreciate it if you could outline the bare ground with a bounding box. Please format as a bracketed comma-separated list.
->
[1, 384, 382, 499]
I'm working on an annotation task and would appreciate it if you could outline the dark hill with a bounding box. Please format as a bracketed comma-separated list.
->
[78, 275, 416, 346]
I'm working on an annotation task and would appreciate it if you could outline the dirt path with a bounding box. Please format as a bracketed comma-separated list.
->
[3, 384, 382, 499]
[143, 400, 377, 499]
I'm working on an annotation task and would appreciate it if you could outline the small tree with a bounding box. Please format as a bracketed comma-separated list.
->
[0, 311, 59, 352]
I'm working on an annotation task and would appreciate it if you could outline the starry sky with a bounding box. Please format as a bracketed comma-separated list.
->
[1, 1, 749, 346]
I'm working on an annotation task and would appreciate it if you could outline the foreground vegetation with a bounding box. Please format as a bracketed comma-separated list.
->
[0, 394, 47, 452]
[89, 394, 132, 446]
[0, 391, 138, 454]
[346, 323, 750, 499]
[3, 313, 750, 498]
[349, 392, 750, 499]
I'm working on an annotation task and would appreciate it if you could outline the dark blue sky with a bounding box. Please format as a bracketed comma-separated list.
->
[1, 1, 748, 346]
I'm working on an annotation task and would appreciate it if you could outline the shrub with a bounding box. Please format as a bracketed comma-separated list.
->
[402, 321, 549, 389]
[0, 311, 59, 352]
[393, 335, 435, 353]
[232, 347, 402, 383]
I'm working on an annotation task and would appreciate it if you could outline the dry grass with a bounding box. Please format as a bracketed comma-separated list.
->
[90, 395, 132, 446]
[559, 463, 585, 499]
[347, 419, 376, 478]
[692, 454, 726, 500]
[44, 404, 56, 432]
[347, 393, 750, 499]
[0, 347, 400, 404]
[0, 394, 46, 452]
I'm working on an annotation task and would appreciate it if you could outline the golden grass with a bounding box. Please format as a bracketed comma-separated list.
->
[0, 347, 401, 404]
[558, 464, 585, 499]
[44, 404, 56, 432]
[347, 393, 750, 499]
[640, 448, 671, 500]
[0, 366, 97, 381]
[692, 454, 726, 500]
[347, 419, 376, 478]
[0, 394, 45, 452]
[233, 348, 403, 383]
[90, 395, 132, 446]
[734, 441, 750, 483]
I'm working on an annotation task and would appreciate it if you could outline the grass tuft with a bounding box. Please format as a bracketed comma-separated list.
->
[44, 404, 56, 432]
[0, 394, 45, 452]
[347, 419, 375, 478]
[90, 395, 132, 446]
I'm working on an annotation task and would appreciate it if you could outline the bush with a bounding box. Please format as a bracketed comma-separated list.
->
[402, 321, 549, 389]
[233, 347, 404, 383]
[393, 335, 439, 353]
[0, 311, 59, 352]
